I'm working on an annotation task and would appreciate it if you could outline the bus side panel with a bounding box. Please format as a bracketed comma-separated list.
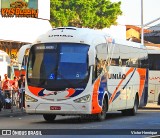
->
[148, 71, 160, 103]
[107, 67, 137, 111]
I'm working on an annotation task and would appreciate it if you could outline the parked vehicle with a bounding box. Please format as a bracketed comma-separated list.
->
[147, 46, 160, 105]
[18, 27, 148, 122]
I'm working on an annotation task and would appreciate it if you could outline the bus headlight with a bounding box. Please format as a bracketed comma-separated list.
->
[74, 94, 91, 103]
[25, 94, 38, 102]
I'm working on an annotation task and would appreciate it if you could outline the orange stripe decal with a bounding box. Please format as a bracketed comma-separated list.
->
[136, 68, 146, 98]
[66, 88, 76, 97]
[109, 68, 134, 104]
[28, 85, 43, 96]
[91, 78, 102, 114]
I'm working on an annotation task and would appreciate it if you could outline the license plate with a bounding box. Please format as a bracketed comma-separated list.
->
[50, 106, 61, 110]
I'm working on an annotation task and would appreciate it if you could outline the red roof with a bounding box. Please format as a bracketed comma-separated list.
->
[126, 25, 152, 33]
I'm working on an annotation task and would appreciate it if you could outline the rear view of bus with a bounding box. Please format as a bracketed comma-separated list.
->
[22, 27, 148, 122]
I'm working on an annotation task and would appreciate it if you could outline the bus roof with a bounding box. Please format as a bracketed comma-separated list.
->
[114, 38, 146, 49]
[34, 27, 146, 49]
[147, 46, 160, 54]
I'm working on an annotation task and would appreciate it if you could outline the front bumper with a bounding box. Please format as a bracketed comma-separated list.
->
[26, 102, 91, 115]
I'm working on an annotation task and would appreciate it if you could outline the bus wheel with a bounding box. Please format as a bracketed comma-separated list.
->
[158, 94, 160, 105]
[43, 114, 56, 122]
[122, 96, 138, 116]
[130, 95, 139, 116]
[96, 99, 107, 121]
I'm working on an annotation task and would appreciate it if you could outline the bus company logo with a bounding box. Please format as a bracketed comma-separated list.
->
[108, 72, 126, 80]
[1, 0, 38, 18]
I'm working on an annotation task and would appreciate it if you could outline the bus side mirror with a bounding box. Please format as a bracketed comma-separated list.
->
[18, 44, 31, 64]
[88, 48, 95, 66]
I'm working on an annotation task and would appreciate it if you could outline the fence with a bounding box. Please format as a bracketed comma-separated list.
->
[0, 88, 25, 113]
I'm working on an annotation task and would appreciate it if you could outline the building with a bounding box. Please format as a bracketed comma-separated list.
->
[126, 25, 152, 40]
[0, 18, 52, 61]
[144, 23, 160, 44]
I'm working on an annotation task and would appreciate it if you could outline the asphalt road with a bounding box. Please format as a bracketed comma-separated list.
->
[0, 109, 159, 138]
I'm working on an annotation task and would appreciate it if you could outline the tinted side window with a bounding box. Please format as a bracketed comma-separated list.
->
[148, 54, 160, 70]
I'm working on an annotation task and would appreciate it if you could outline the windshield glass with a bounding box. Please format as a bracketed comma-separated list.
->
[27, 43, 90, 90]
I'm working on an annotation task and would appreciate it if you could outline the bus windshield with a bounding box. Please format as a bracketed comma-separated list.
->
[27, 43, 90, 90]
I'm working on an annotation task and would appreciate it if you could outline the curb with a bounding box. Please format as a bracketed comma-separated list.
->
[0, 109, 27, 117]
[0, 112, 27, 117]
[140, 103, 160, 110]
[140, 107, 160, 110]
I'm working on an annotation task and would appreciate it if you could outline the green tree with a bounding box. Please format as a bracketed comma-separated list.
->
[50, 0, 122, 29]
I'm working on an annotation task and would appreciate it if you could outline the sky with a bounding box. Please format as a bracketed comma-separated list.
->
[0, 0, 160, 42]
[111, 0, 160, 28]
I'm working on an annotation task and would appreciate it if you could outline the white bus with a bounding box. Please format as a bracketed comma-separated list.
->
[0, 50, 14, 80]
[147, 46, 160, 105]
[18, 27, 148, 122]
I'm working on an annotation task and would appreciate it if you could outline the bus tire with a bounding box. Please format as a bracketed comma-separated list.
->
[121, 110, 128, 116]
[129, 95, 138, 115]
[122, 95, 139, 116]
[158, 94, 160, 105]
[96, 99, 107, 121]
[43, 114, 56, 122]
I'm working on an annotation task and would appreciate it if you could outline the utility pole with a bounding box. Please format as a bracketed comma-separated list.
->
[141, 0, 144, 45]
